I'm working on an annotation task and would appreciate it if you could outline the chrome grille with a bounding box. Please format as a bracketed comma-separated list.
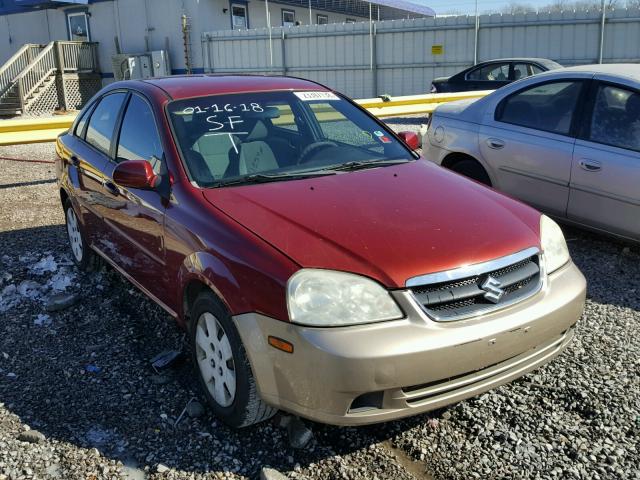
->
[408, 248, 543, 322]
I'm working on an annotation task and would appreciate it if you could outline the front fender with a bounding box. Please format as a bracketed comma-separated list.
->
[176, 248, 297, 327]
[177, 251, 243, 319]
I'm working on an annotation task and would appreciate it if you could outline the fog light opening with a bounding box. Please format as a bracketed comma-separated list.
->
[349, 391, 384, 413]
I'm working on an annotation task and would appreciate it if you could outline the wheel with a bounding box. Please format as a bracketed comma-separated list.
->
[450, 159, 492, 186]
[189, 292, 277, 428]
[63, 198, 99, 271]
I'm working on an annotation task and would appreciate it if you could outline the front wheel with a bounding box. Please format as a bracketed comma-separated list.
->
[189, 292, 277, 428]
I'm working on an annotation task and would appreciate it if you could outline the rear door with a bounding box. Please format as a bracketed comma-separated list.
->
[99, 92, 169, 300]
[568, 80, 640, 239]
[478, 79, 587, 216]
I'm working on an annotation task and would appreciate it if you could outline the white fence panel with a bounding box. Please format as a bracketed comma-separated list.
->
[204, 8, 640, 98]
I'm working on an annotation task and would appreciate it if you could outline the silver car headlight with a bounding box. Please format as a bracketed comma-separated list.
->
[287, 269, 403, 327]
[540, 215, 570, 274]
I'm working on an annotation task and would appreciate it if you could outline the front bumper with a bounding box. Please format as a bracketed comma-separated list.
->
[233, 261, 585, 426]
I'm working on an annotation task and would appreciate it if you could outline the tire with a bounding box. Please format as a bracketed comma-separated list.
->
[189, 291, 277, 428]
[63, 198, 99, 271]
[450, 159, 492, 186]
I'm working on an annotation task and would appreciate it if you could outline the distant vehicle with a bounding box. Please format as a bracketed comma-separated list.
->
[423, 64, 640, 242]
[430, 58, 562, 93]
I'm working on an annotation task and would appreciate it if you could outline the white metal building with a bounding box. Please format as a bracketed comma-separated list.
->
[0, 0, 432, 80]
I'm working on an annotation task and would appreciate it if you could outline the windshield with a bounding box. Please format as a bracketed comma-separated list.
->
[167, 90, 413, 187]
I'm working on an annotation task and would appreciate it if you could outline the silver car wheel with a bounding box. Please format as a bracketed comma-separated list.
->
[66, 207, 83, 262]
[195, 311, 237, 407]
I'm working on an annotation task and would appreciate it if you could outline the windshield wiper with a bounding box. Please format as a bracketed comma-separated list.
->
[211, 170, 336, 188]
[326, 158, 412, 172]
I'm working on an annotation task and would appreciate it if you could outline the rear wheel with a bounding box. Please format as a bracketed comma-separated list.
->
[449, 158, 492, 186]
[189, 291, 277, 428]
[63, 198, 99, 271]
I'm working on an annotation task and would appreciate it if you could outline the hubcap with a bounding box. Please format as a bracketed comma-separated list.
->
[195, 312, 236, 407]
[66, 207, 83, 262]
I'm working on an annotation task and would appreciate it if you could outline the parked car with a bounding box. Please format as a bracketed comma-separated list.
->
[56, 75, 585, 428]
[430, 58, 562, 93]
[424, 64, 640, 242]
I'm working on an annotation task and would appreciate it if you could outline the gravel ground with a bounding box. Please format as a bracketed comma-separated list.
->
[0, 139, 638, 480]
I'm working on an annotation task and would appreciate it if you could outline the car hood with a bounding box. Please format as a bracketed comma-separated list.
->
[432, 76, 450, 83]
[202, 161, 541, 288]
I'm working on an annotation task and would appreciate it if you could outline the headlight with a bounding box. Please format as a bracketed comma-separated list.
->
[287, 269, 403, 327]
[540, 215, 570, 274]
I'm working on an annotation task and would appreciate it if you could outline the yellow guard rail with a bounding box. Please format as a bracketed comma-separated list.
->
[0, 90, 492, 147]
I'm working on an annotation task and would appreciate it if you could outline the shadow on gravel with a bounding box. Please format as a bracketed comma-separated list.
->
[2, 222, 637, 478]
[562, 225, 640, 311]
[0, 224, 437, 479]
[0, 178, 57, 190]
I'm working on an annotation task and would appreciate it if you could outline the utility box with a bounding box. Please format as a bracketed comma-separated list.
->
[111, 50, 171, 80]
[151, 50, 171, 77]
[127, 54, 152, 79]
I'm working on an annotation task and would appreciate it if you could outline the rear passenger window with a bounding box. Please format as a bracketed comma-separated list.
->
[497, 81, 583, 135]
[116, 94, 164, 173]
[85, 93, 127, 155]
[467, 63, 510, 82]
[589, 85, 640, 152]
[74, 104, 93, 138]
[512, 63, 531, 81]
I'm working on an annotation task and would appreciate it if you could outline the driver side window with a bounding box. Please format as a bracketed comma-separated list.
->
[117, 94, 164, 174]
[496, 81, 583, 135]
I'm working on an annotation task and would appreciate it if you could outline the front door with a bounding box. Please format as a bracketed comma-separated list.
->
[69, 92, 128, 246]
[478, 80, 586, 216]
[99, 93, 168, 300]
[568, 82, 640, 239]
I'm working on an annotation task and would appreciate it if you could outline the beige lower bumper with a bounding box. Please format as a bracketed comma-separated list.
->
[233, 262, 586, 426]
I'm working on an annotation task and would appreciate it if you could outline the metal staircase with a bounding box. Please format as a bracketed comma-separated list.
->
[0, 41, 101, 116]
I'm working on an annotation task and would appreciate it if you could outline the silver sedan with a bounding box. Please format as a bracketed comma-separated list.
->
[423, 64, 640, 242]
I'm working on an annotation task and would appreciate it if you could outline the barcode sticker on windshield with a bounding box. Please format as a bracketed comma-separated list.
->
[294, 91, 340, 101]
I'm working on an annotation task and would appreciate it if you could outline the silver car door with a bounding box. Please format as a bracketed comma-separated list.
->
[478, 80, 586, 217]
[568, 81, 640, 240]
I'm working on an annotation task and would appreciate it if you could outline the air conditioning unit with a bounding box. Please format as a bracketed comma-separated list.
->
[111, 50, 171, 81]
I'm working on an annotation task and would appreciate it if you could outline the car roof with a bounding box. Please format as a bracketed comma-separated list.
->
[558, 63, 640, 82]
[476, 58, 556, 65]
[139, 74, 329, 100]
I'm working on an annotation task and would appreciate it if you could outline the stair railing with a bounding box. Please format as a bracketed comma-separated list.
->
[0, 44, 44, 98]
[15, 42, 58, 111]
[57, 41, 100, 73]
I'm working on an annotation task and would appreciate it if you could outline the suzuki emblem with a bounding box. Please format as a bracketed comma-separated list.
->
[481, 276, 505, 303]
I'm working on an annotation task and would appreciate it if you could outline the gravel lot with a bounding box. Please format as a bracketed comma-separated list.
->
[0, 135, 638, 480]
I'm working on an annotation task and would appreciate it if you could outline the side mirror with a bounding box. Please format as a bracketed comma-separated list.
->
[397, 131, 420, 151]
[113, 160, 159, 190]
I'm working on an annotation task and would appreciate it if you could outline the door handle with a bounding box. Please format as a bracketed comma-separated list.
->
[70, 155, 80, 167]
[579, 159, 602, 172]
[103, 180, 119, 196]
[486, 138, 505, 149]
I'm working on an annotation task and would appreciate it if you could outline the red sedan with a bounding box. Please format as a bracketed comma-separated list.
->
[56, 75, 586, 427]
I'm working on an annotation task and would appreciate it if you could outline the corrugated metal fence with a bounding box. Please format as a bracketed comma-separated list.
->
[202, 7, 640, 98]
